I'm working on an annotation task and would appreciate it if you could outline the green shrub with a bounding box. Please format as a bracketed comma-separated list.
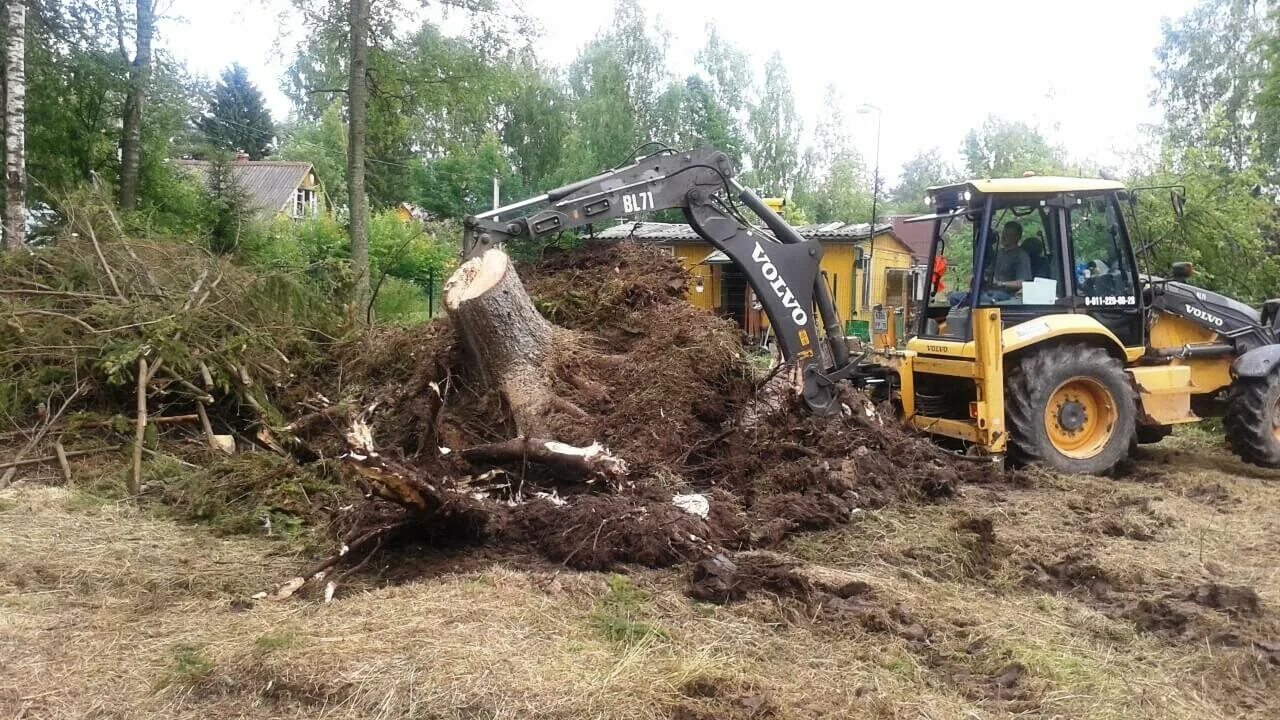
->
[134, 162, 219, 238]
[368, 212, 457, 286]
[371, 276, 431, 325]
[239, 215, 343, 268]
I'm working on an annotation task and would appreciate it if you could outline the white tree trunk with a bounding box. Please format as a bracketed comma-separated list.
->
[3, 0, 24, 252]
[347, 0, 370, 322]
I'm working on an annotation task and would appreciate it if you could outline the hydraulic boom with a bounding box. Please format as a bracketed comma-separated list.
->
[461, 145, 864, 414]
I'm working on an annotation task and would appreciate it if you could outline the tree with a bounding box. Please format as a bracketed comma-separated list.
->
[286, 1, 529, 207]
[197, 63, 274, 159]
[961, 116, 1063, 178]
[114, 0, 157, 211]
[23, 1, 127, 198]
[691, 24, 751, 166]
[747, 52, 801, 196]
[891, 148, 957, 213]
[501, 64, 567, 193]
[561, 0, 668, 181]
[4, 0, 25, 251]
[792, 86, 869, 223]
[1129, 129, 1278, 303]
[1251, 3, 1280, 171]
[347, 0, 371, 321]
[1154, 0, 1269, 171]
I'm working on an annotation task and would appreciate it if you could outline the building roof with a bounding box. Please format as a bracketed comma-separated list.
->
[172, 159, 316, 219]
[888, 215, 933, 262]
[928, 176, 1126, 197]
[595, 220, 897, 243]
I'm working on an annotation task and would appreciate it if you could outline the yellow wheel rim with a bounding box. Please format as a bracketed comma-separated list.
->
[1044, 377, 1116, 459]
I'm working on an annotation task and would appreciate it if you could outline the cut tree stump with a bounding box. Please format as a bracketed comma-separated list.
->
[444, 248, 559, 437]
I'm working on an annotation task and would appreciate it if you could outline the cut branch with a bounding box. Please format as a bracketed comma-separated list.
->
[54, 441, 72, 482]
[0, 445, 120, 471]
[0, 382, 86, 486]
[84, 213, 126, 303]
[461, 437, 628, 486]
[130, 357, 147, 494]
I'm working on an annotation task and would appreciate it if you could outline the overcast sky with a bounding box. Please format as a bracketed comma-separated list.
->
[162, 0, 1198, 182]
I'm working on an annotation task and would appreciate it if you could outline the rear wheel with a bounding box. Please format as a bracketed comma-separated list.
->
[1224, 372, 1280, 467]
[1005, 344, 1137, 474]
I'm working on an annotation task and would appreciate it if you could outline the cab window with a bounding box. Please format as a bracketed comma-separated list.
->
[972, 206, 1066, 307]
[928, 207, 1066, 305]
[1069, 194, 1135, 305]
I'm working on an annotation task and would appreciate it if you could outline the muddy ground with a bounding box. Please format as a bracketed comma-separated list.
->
[3, 426, 1278, 719]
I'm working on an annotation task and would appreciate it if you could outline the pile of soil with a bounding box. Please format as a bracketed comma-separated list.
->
[286, 241, 1001, 576]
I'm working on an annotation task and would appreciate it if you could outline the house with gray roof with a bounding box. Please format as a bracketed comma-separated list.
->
[173, 154, 327, 221]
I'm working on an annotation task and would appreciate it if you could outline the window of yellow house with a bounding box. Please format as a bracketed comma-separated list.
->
[293, 187, 317, 219]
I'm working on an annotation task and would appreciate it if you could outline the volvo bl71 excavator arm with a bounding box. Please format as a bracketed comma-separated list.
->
[460, 145, 865, 414]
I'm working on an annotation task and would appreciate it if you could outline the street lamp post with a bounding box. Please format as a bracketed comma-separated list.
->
[857, 103, 882, 312]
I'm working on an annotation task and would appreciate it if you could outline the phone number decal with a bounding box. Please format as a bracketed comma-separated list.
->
[1084, 295, 1136, 306]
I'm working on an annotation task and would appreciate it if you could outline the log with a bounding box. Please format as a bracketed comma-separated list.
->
[54, 441, 71, 482]
[130, 358, 147, 494]
[444, 249, 557, 436]
[461, 437, 628, 486]
[0, 445, 121, 471]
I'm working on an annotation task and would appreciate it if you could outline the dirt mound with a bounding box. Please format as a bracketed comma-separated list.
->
[510, 489, 747, 570]
[687, 553, 814, 604]
[671, 676, 779, 720]
[930, 656, 1035, 708]
[1024, 552, 1126, 598]
[1025, 549, 1279, 663]
[276, 240, 1004, 585]
[1187, 582, 1263, 616]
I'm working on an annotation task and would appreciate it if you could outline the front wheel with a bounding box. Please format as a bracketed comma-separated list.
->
[1005, 344, 1137, 475]
[1224, 371, 1280, 467]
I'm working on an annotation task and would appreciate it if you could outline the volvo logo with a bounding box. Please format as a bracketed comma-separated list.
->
[1184, 303, 1224, 327]
[751, 242, 809, 326]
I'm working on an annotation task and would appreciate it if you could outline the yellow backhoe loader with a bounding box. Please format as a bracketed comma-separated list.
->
[462, 145, 1280, 475]
[872, 176, 1280, 474]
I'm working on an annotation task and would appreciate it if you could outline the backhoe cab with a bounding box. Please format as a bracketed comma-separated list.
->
[879, 176, 1280, 474]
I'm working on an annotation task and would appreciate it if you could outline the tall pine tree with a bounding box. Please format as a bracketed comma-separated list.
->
[198, 64, 274, 159]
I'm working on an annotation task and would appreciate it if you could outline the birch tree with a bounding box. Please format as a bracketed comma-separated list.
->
[115, 0, 156, 211]
[3, 0, 24, 251]
[348, 0, 371, 321]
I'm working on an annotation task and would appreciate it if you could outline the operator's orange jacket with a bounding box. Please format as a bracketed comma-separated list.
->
[931, 255, 947, 294]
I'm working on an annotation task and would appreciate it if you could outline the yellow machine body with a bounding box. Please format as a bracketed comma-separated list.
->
[876, 309, 1229, 457]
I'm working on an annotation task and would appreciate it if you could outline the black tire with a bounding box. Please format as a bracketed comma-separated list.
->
[1005, 343, 1137, 475]
[1224, 371, 1280, 467]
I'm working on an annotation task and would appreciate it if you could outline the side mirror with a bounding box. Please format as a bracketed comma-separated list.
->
[1171, 191, 1186, 221]
[1170, 262, 1194, 280]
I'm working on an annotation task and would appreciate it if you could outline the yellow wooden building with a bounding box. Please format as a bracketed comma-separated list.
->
[595, 221, 915, 336]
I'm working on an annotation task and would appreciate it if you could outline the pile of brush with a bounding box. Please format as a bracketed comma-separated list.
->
[0, 201, 341, 491]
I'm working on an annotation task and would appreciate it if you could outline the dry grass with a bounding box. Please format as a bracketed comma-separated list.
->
[3, 431, 1280, 719]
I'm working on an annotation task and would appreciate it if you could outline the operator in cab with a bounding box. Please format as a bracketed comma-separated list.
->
[990, 221, 1032, 296]
[947, 221, 1033, 306]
